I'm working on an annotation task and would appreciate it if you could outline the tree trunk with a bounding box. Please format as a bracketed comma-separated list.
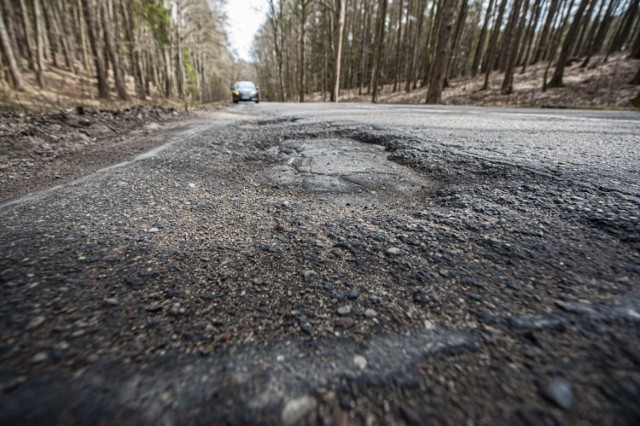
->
[330, 0, 346, 102]
[82, 0, 109, 99]
[371, 0, 387, 103]
[548, 0, 590, 88]
[41, 0, 59, 67]
[0, 6, 25, 90]
[420, 0, 439, 88]
[533, 0, 559, 63]
[498, 0, 523, 71]
[502, 0, 526, 93]
[572, 0, 599, 57]
[122, 0, 146, 99]
[33, 0, 46, 87]
[447, 0, 468, 82]
[579, 0, 609, 67]
[481, 0, 508, 90]
[77, 0, 92, 73]
[2, 0, 21, 66]
[100, 0, 127, 100]
[56, 1, 76, 71]
[359, 0, 371, 94]
[175, 4, 185, 99]
[471, 0, 495, 76]
[519, 0, 542, 72]
[299, 0, 309, 102]
[608, 0, 639, 54]
[18, 0, 35, 71]
[392, 0, 404, 92]
[406, 0, 426, 91]
[426, 0, 455, 104]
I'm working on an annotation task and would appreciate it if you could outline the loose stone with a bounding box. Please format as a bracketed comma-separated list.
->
[30, 351, 48, 364]
[337, 305, 352, 315]
[27, 316, 46, 330]
[539, 378, 574, 410]
[281, 396, 317, 426]
[353, 355, 367, 370]
[364, 308, 377, 318]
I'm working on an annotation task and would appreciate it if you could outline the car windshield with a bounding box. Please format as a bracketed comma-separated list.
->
[235, 82, 256, 89]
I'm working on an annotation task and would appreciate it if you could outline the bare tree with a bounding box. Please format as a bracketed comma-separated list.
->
[370, 0, 388, 103]
[82, 0, 109, 98]
[0, 5, 25, 90]
[426, 0, 455, 104]
[331, 0, 347, 102]
[548, 0, 591, 88]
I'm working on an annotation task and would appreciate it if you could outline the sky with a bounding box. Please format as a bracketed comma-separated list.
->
[223, 0, 269, 62]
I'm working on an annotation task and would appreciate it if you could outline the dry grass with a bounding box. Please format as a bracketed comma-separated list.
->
[0, 58, 187, 112]
[310, 54, 640, 109]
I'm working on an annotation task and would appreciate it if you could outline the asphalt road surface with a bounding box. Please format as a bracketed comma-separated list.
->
[1, 104, 639, 425]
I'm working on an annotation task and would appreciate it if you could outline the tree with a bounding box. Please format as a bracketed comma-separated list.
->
[471, 0, 495, 76]
[533, 0, 560, 63]
[82, 0, 109, 98]
[331, 0, 347, 102]
[426, 0, 455, 104]
[502, 0, 527, 94]
[608, 0, 639, 55]
[392, 0, 404, 92]
[370, 0, 387, 103]
[481, 0, 508, 90]
[33, 0, 46, 87]
[298, 0, 312, 102]
[548, 0, 591, 88]
[100, 0, 128, 100]
[0, 5, 25, 90]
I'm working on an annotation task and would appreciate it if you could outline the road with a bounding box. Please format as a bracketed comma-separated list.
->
[1, 103, 639, 425]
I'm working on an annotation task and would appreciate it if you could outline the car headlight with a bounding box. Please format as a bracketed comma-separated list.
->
[233, 91, 240, 96]
[250, 91, 257, 96]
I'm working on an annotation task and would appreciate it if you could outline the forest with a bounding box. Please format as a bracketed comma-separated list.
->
[0, 1, 638, 107]
[0, 0, 234, 106]
[253, 0, 640, 104]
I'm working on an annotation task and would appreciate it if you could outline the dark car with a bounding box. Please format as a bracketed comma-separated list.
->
[231, 81, 260, 103]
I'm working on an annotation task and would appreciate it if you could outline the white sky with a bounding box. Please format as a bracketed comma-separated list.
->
[223, 0, 269, 62]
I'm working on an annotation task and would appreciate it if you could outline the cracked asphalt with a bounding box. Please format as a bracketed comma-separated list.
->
[1, 103, 639, 425]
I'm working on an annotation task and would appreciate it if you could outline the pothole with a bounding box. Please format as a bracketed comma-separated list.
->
[258, 139, 435, 198]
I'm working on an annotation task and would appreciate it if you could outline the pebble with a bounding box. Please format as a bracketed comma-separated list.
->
[539, 378, 574, 410]
[347, 287, 361, 300]
[27, 315, 46, 330]
[30, 351, 48, 364]
[353, 355, 367, 370]
[386, 247, 402, 255]
[337, 318, 355, 328]
[103, 298, 119, 306]
[300, 322, 314, 335]
[169, 303, 183, 315]
[337, 305, 352, 315]
[364, 308, 377, 318]
[146, 302, 162, 312]
[303, 270, 316, 283]
[424, 320, 436, 330]
[281, 396, 317, 426]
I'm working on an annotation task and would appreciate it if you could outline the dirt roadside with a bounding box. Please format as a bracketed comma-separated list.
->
[0, 106, 218, 202]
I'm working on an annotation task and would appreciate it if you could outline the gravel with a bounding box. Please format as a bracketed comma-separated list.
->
[0, 104, 639, 424]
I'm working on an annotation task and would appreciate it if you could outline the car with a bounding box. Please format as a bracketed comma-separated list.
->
[231, 81, 260, 103]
